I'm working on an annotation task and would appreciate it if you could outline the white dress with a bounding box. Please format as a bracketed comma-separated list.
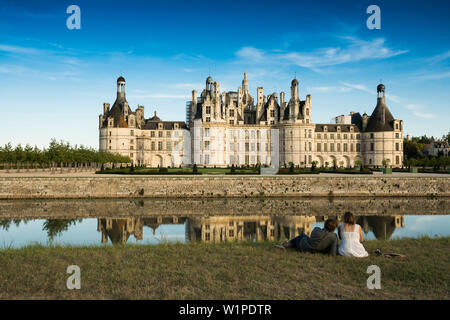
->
[338, 224, 369, 258]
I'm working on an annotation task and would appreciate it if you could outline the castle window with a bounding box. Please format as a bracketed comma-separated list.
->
[330, 143, 335, 152]
[109, 131, 111, 136]
[205, 154, 209, 164]
[370, 133, 374, 139]
[324, 134, 327, 139]
[317, 143, 321, 152]
[204, 128, 210, 137]
[350, 134, 353, 139]
[245, 143, 249, 152]
[158, 131, 163, 138]
[270, 110, 275, 117]
[270, 120, 274, 125]
[317, 133, 321, 139]
[251, 131, 255, 139]
[370, 143, 374, 151]
[257, 143, 260, 152]
[158, 141, 163, 151]
[229, 109, 234, 117]
[130, 146, 134, 150]
[395, 133, 399, 139]
[130, 139, 134, 143]
[337, 134, 341, 139]
[166, 142, 171, 151]
[330, 134, 334, 139]
[337, 143, 341, 152]
[206, 117, 210, 122]
[396, 155, 400, 165]
[308, 155, 312, 164]
[109, 140, 111, 143]
[166, 131, 171, 138]
[229, 120, 234, 125]
[308, 130, 312, 138]
[251, 143, 255, 152]
[205, 233, 210, 241]
[109, 146, 111, 150]
[309, 142, 312, 151]
[350, 144, 354, 152]
[206, 106, 211, 114]
[395, 123, 399, 130]
[396, 143, 399, 151]
[257, 130, 260, 139]
[356, 134, 360, 139]
[204, 141, 210, 151]
[344, 143, 348, 152]
[306, 109, 309, 116]
[344, 134, 348, 139]
[245, 130, 249, 138]
[356, 143, 361, 152]
[324, 143, 328, 152]
[151, 131, 155, 137]
[306, 119, 309, 123]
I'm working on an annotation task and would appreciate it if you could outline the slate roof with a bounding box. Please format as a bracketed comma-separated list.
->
[314, 124, 360, 133]
[365, 98, 395, 132]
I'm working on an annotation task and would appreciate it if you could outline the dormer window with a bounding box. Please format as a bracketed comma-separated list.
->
[158, 123, 163, 130]
[174, 123, 179, 129]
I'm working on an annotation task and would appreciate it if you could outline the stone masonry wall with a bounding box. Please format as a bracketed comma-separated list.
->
[0, 176, 449, 199]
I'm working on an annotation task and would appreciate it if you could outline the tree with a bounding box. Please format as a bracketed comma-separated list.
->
[403, 139, 423, 159]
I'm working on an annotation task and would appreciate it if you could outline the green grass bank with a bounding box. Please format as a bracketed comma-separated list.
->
[0, 237, 448, 300]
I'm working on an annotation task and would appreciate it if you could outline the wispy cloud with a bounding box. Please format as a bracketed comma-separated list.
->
[0, 43, 45, 55]
[415, 71, 450, 81]
[406, 104, 436, 119]
[426, 50, 450, 65]
[128, 93, 189, 99]
[235, 37, 408, 71]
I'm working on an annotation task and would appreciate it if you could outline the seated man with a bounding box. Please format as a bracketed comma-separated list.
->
[280, 218, 338, 256]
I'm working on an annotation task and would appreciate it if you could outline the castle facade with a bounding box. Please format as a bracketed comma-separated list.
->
[99, 74, 404, 168]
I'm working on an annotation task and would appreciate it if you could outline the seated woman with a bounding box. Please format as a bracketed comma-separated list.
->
[337, 212, 368, 258]
[280, 218, 338, 256]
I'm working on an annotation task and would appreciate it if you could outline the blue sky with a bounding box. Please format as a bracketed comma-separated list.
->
[1, 0, 449, 148]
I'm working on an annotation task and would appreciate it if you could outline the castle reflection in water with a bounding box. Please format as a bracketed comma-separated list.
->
[97, 215, 405, 245]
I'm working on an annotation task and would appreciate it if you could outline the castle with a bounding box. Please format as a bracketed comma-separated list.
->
[99, 74, 404, 168]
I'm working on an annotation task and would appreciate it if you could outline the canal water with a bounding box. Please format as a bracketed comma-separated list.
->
[0, 198, 449, 248]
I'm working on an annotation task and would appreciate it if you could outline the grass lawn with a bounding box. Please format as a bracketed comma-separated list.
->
[0, 237, 448, 300]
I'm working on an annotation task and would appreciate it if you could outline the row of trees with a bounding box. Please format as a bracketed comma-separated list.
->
[404, 156, 450, 170]
[0, 139, 131, 166]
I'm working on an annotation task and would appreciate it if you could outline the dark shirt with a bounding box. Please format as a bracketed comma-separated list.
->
[298, 227, 338, 256]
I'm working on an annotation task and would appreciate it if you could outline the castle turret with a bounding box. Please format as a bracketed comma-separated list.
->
[242, 71, 249, 93]
[117, 76, 126, 99]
